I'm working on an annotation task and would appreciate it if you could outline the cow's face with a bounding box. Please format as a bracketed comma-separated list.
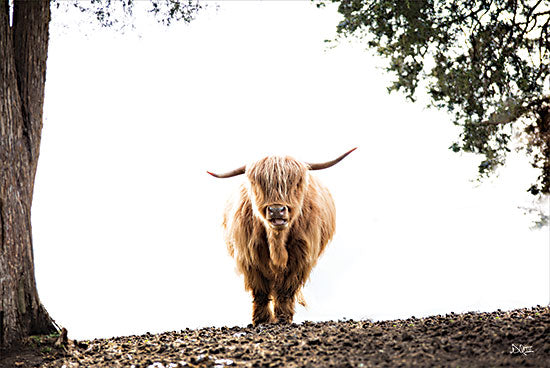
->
[246, 156, 309, 230]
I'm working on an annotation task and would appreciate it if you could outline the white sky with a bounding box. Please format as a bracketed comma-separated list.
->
[32, 1, 549, 340]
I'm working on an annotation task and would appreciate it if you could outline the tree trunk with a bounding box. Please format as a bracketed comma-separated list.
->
[0, 0, 57, 349]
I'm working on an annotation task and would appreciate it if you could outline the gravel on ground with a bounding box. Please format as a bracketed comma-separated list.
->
[1, 306, 548, 367]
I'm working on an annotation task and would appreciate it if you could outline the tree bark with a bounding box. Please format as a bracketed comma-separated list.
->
[0, 0, 57, 349]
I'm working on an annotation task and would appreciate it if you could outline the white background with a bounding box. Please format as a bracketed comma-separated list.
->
[32, 1, 549, 340]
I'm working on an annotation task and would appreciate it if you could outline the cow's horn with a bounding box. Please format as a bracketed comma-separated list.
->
[307, 147, 357, 171]
[207, 165, 246, 178]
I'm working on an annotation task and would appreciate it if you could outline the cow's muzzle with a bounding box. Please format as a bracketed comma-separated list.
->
[266, 205, 289, 227]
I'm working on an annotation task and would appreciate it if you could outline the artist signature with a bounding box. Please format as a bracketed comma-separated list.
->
[510, 344, 534, 356]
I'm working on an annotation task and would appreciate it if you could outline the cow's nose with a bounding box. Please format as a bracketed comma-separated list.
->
[267, 205, 287, 216]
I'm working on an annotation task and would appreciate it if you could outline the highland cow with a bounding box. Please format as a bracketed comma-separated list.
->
[207, 148, 355, 325]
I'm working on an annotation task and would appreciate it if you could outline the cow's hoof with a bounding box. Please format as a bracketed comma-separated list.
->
[252, 317, 273, 327]
[275, 315, 292, 324]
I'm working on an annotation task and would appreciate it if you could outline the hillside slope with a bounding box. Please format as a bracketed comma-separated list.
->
[1, 306, 548, 367]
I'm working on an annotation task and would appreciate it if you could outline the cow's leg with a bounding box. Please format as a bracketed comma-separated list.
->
[273, 269, 304, 324]
[252, 290, 272, 325]
[246, 269, 273, 325]
[273, 238, 312, 324]
[274, 267, 308, 323]
[273, 289, 296, 324]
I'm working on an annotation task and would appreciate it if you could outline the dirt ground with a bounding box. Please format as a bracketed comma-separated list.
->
[1, 306, 548, 367]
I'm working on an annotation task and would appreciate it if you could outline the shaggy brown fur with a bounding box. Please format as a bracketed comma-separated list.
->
[221, 155, 337, 325]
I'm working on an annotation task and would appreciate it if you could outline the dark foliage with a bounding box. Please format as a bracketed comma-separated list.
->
[331, 0, 550, 196]
[52, 0, 202, 28]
